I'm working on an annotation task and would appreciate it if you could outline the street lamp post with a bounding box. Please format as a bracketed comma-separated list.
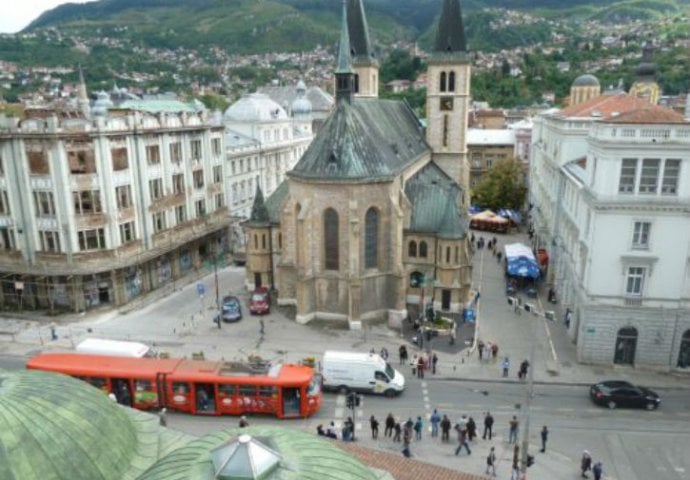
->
[519, 298, 540, 476]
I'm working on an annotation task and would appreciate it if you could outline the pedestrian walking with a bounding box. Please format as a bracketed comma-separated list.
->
[508, 416, 519, 444]
[501, 357, 510, 377]
[342, 417, 354, 442]
[485, 446, 497, 476]
[158, 408, 167, 427]
[454, 424, 471, 455]
[466, 416, 477, 441]
[580, 450, 592, 478]
[393, 421, 402, 442]
[482, 412, 494, 440]
[497, 251, 502, 262]
[399, 344, 408, 365]
[50, 323, 58, 341]
[239, 416, 249, 428]
[384, 413, 395, 437]
[413, 416, 423, 440]
[417, 355, 425, 378]
[478, 340, 485, 361]
[431, 352, 438, 374]
[259, 318, 265, 335]
[519, 359, 529, 380]
[411, 353, 418, 376]
[540, 425, 548, 452]
[592, 461, 603, 480]
[402, 425, 412, 457]
[491, 343, 499, 361]
[380, 347, 389, 360]
[430, 409, 441, 437]
[440, 414, 451, 442]
[564, 308, 572, 329]
[370, 415, 379, 439]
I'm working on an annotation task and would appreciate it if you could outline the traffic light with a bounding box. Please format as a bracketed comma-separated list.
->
[355, 394, 361, 407]
[346, 393, 354, 409]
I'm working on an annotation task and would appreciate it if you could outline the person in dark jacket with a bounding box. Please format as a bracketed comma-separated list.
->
[483, 412, 494, 440]
[440, 414, 452, 442]
[384, 413, 395, 437]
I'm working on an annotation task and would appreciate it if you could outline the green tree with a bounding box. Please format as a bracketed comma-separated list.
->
[198, 93, 229, 112]
[471, 158, 527, 210]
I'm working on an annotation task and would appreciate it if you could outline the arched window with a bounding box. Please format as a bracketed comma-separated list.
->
[278, 233, 282, 249]
[253, 234, 258, 249]
[262, 234, 266, 249]
[455, 246, 459, 264]
[440, 71, 447, 92]
[408, 240, 418, 258]
[324, 208, 339, 270]
[614, 327, 638, 365]
[446, 246, 451, 263]
[448, 71, 456, 92]
[410, 271, 424, 288]
[295, 204, 302, 265]
[419, 241, 428, 258]
[365, 208, 378, 269]
[678, 329, 690, 368]
[354, 74, 360, 93]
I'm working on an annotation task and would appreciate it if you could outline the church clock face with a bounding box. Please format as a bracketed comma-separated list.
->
[440, 97, 454, 111]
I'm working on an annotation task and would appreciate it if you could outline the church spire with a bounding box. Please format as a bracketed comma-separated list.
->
[249, 184, 270, 224]
[347, 0, 375, 66]
[433, 0, 467, 56]
[335, 0, 355, 104]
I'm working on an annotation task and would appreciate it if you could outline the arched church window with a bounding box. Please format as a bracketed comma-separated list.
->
[446, 246, 451, 263]
[365, 208, 378, 269]
[254, 234, 258, 249]
[440, 72, 447, 92]
[408, 240, 417, 258]
[448, 71, 456, 92]
[262, 234, 266, 249]
[354, 74, 360, 93]
[324, 208, 339, 270]
[419, 241, 428, 258]
[278, 233, 282, 249]
[455, 246, 459, 264]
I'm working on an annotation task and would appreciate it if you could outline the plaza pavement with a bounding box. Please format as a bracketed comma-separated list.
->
[1, 231, 688, 480]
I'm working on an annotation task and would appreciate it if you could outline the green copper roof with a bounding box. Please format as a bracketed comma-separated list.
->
[347, 0, 376, 65]
[405, 162, 468, 239]
[139, 426, 383, 480]
[0, 369, 190, 480]
[289, 98, 427, 182]
[265, 181, 289, 224]
[249, 185, 270, 224]
[336, 0, 354, 75]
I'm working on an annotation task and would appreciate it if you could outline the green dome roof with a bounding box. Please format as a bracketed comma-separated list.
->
[0, 370, 191, 480]
[139, 426, 384, 480]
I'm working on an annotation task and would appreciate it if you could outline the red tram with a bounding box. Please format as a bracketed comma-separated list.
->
[27, 353, 322, 418]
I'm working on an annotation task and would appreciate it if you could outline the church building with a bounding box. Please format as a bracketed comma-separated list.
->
[244, 0, 473, 328]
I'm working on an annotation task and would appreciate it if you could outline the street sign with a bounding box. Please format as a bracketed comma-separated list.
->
[196, 283, 206, 297]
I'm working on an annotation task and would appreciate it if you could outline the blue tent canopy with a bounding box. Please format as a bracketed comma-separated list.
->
[506, 256, 541, 279]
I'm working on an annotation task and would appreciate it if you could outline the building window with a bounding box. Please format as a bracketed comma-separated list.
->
[39, 230, 60, 252]
[631, 221, 651, 250]
[455, 246, 459, 263]
[193, 170, 204, 189]
[73, 190, 102, 214]
[175, 205, 186, 223]
[170, 141, 182, 164]
[661, 159, 680, 195]
[408, 240, 417, 258]
[446, 246, 451, 263]
[67, 149, 96, 174]
[365, 208, 378, 269]
[119, 221, 136, 243]
[354, 73, 360, 94]
[191, 139, 202, 160]
[78, 228, 106, 251]
[440, 71, 447, 92]
[212, 138, 221, 156]
[195, 199, 206, 217]
[0, 153, 3, 175]
[278, 233, 282, 249]
[409, 271, 424, 288]
[639, 158, 660, 194]
[215, 193, 225, 209]
[33, 191, 55, 217]
[618, 158, 637, 194]
[448, 71, 456, 92]
[0, 190, 10, 215]
[625, 266, 645, 296]
[116, 185, 132, 209]
[324, 208, 339, 270]
[146, 145, 160, 165]
[0, 227, 15, 250]
[112, 148, 129, 170]
[149, 178, 164, 201]
[152, 212, 166, 232]
[28, 151, 50, 174]
[213, 165, 223, 184]
[231, 161, 236, 175]
[261, 234, 266, 249]
[172, 174, 185, 195]
[419, 241, 428, 258]
[232, 184, 238, 204]
[443, 115, 449, 147]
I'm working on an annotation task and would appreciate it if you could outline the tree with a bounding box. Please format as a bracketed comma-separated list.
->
[471, 157, 527, 210]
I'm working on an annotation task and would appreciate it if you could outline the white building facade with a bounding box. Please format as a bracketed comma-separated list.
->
[0, 106, 228, 311]
[531, 94, 690, 370]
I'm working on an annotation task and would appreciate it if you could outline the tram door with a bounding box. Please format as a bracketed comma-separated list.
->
[282, 388, 301, 417]
[614, 327, 638, 365]
[194, 383, 216, 414]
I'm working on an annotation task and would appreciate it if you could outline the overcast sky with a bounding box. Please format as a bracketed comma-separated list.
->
[0, 0, 97, 34]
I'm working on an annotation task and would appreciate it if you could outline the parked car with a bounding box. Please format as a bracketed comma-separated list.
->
[219, 295, 242, 322]
[249, 287, 270, 315]
[589, 380, 660, 410]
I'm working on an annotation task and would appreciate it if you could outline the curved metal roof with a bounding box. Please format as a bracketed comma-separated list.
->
[572, 74, 600, 87]
[224, 93, 288, 123]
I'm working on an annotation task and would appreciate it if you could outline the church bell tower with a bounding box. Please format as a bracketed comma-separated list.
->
[426, 0, 471, 205]
[347, 0, 378, 98]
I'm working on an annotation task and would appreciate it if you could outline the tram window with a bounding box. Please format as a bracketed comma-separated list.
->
[87, 377, 107, 390]
[172, 382, 190, 394]
[238, 385, 256, 396]
[135, 380, 152, 391]
[307, 376, 321, 395]
[258, 386, 277, 397]
[218, 384, 236, 396]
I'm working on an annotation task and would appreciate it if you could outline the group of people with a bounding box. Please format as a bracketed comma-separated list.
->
[580, 450, 604, 480]
[409, 350, 439, 377]
[476, 339, 500, 362]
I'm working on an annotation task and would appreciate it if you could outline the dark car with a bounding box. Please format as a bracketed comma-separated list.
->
[249, 287, 270, 315]
[589, 380, 660, 410]
[219, 295, 242, 322]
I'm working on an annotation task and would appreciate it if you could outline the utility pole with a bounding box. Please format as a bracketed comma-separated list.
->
[520, 299, 539, 476]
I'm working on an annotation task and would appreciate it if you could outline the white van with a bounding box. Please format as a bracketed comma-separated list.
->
[321, 351, 405, 397]
[75, 338, 155, 358]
